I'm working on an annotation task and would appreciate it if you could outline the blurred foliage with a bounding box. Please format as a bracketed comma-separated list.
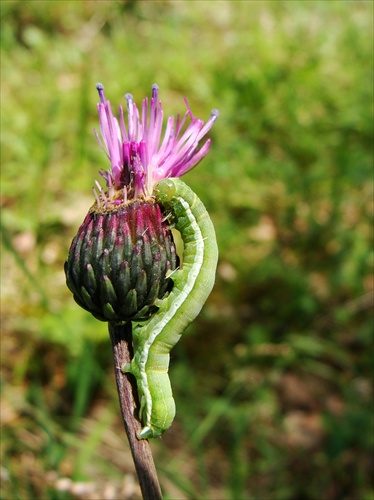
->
[1, 1, 373, 499]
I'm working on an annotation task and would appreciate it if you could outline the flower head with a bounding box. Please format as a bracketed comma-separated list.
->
[94, 83, 218, 206]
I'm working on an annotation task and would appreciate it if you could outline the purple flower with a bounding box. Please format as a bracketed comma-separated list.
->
[94, 83, 218, 205]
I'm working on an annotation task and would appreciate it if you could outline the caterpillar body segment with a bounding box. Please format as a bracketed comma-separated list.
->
[124, 178, 218, 439]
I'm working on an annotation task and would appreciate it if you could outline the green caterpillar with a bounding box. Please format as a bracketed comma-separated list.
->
[123, 178, 218, 439]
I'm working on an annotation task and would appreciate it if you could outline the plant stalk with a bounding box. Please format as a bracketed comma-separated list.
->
[108, 322, 162, 500]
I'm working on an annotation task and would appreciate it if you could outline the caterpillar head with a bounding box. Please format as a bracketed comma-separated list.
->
[153, 178, 177, 203]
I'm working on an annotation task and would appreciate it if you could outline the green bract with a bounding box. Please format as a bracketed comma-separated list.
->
[64, 200, 177, 322]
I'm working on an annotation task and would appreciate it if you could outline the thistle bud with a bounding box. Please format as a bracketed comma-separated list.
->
[65, 197, 177, 322]
[65, 83, 217, 322]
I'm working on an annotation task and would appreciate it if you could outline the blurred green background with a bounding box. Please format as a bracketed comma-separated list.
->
[1, 1, 373, 499]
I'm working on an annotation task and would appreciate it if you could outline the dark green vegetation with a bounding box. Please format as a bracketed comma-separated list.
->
[1, 1, 373, 499]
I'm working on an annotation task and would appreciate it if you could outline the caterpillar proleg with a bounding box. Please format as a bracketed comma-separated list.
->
[123, 178, 218, 439]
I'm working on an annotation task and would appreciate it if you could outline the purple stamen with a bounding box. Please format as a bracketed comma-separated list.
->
[96, 82, 106, 104]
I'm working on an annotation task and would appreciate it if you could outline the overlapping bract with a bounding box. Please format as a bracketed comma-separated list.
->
[65, 201, 177, 322]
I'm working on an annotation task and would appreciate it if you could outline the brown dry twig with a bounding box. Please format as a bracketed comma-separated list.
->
[108, 322, 162, 500]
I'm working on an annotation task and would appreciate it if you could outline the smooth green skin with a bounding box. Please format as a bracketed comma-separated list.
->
[123, 178, 218, 439]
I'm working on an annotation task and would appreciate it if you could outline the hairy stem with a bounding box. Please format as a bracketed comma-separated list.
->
[108, 322, 162, 500]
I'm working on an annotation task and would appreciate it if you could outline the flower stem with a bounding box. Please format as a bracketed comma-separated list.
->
[108, 322, 163, 500]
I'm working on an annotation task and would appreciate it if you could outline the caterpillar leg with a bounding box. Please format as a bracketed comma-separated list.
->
[137, 425, 162, 439]
[121, 362, 131, 372]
